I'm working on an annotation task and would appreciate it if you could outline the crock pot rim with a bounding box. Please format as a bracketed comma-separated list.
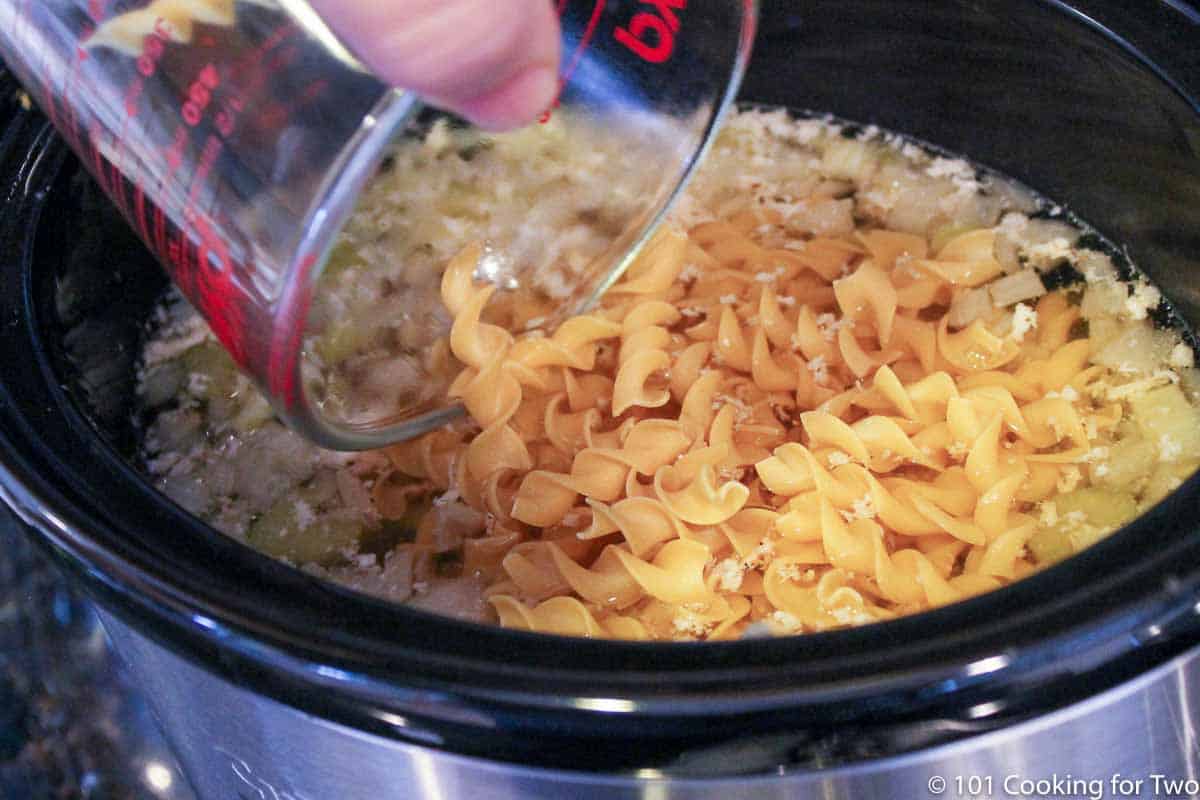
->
[6, 176, 1200, 720]
[1, 0, 1199, 749]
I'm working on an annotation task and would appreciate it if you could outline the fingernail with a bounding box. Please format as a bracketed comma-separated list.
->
[462, 64, 560, 131]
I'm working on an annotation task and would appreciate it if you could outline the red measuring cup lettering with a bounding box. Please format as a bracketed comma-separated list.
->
[615, 0, 687, 64]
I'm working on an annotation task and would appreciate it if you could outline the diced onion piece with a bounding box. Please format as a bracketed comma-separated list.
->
[1093, 323, 1176, 373]
[1055, 488, 1137, 529]
[408, 577, 487, 622]
[993, 228, 1023, 273]
[1080, 280, 1127, 319]
[1087, 317, 1122, 355]
[989, 269, 1046, 308]
[1181, 367, 1200, 401]
[947, 287, 993, 329]
[787, 197, 855, 237]
[1078, 250, 1118, 282]
[1024, 218, 1080, 248]
[1130, 385, 1200, 462]
[1142, 459, 1200, 507]
[1027, 527, 1072, 565]
[1095, 434, 1157, 490]
[821, 138, 880, 184]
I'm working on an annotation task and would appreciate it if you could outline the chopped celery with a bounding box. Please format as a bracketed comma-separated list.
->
[1181, 368, 1200, 402]
[1141, 459, 1200, 508]
[321, 241, 364, 281]
[1028, 527, 1073, 565]
[820, 138, 880, 184]
[1094, 324, 1176, 372]
[1129, 384, 1200, 461]
[1094, 435, 1157, 490]
[1030, 488, 1137, 565]
[231, 392, 275, 434]
[1079, 280, 1126, 319]
[181, 341, 239, 402]
[1069, 524, 1112, 553]
[1055, 487, 1137, 528]
[247, 500, 363, 564]
[1085, 316, 1122, 354]
[247, 482, 363, 563]
[316, 320, 370, 365]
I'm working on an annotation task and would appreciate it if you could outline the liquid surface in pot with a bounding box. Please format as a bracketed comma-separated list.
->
[138, 109, 1200, 639]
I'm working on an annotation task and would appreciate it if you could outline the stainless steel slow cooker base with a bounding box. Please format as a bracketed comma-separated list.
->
[102, 611, 1200, 799]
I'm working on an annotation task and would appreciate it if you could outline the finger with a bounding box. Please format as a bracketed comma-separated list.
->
[309, 0, 562, 130]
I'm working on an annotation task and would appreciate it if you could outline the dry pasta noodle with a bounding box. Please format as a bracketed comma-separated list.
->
[139, 109, 1200, 639]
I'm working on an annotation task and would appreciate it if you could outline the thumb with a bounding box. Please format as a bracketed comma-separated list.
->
[309, 0, 562, 130]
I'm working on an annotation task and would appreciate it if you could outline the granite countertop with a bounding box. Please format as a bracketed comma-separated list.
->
[0, 507, 196, 800]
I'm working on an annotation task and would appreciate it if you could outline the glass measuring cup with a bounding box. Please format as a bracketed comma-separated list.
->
[0, 0, 757, 450]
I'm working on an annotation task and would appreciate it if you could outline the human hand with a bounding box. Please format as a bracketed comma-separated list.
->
[308, 0, 562, 130]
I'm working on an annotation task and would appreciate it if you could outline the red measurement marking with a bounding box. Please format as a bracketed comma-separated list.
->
[540, 0, 606, 123]
[124, 20, 171, 117]
[614, 0, 685, 64]
[214, 109, 234, 138]
[214, 90, 246, 138]
[264, 44, 299, 75]
[86, 0, 115, 23]
[87, 123, 110, 198]
[259, 101, 287, 131]
[164, 124, 188, 174]
[234, 22, 294, 73]
[123, 83, 143, 118]
[181, 63, 220, 127]
[133, 184, 150, 248]
[300, 78, 328, 105]
[153, 207, 167, 262]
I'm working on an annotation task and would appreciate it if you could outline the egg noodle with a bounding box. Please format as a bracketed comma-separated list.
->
[141, 110, 1200, 639]
[388, 211, 1142, 638]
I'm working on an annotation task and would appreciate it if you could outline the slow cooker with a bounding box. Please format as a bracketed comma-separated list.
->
[2, 1, 1199, 797]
